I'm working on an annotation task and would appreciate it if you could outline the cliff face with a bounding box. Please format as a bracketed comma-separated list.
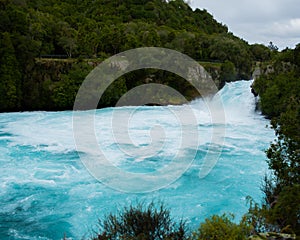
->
[252, 61, 296, 80]
[18, 58, 231, 111]
[3, 56, 251, 112]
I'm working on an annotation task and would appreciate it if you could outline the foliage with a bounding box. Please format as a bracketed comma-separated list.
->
[246, 184, 300, 235]
[91, 202, 189, 240]
[208, 34, 253, 79]
[254, 71, 299, 118]
[193, 213, 251, 240]
[245, 195, 279, 234]
[51, 62, 93, 110]
[250, 44, 271, 62]
[0, 0, 264, 111]
[220, 60, 237, 83]
[268, 41, 279, 52]
[267, 185, 300, 233]
[250, 44, 300, 235]
[0, 32, 22, 111]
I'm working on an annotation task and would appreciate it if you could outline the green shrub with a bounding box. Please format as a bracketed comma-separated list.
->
[248, 184, 300, 235]
[193, 213, 251, 240]
[91, 202, 189, 240]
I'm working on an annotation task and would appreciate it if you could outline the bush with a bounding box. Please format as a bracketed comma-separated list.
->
[249, 183, 300, 235]
[91, 202, 189, 240]
[269, 184, 300, 234]
[193, 213, 251, 240]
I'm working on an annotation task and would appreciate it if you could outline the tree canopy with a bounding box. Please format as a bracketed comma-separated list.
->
[0, 0, 271, 111]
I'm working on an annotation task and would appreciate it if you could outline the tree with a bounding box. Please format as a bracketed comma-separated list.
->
[268, 41, 279, 51]
[250, 44, 300, 235]
[294, 43, 300, 67]
[51, 62, 93, 110]
[57, 22, 78, 57]
[209, 35, 252, 79]
[91, 202, 188, 240]
[0, 32, 22, 111]
[193, 214, 251, 240]
[78, 19, 103, 57]
[220, 60, 237, 82]
[250, 44, 271, 62]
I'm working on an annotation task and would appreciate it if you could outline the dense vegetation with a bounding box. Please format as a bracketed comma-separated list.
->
[90, 200, 298, 240]
[90, 202, 255, 240]
[0, 0, 272, 111]
[251, 44, 300, 235]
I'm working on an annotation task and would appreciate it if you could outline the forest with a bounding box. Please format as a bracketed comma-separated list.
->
[250, 44, 300, 236]
[0, 0, 272, 111]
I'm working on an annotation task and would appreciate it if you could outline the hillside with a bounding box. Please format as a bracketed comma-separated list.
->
[0, 0, 270, 111]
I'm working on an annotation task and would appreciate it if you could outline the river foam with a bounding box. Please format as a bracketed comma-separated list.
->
[0, 80, 274, 239]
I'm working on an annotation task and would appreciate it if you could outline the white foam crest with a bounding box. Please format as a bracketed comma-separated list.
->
[3, 111, 76, 153]
[191, 80, 259, 126]
[8, 228, 53, 240]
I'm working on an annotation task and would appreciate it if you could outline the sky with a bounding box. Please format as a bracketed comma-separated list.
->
[189, 0, 300, 50]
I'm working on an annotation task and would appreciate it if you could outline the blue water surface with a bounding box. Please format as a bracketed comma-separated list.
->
[0, 80, 274, 239]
